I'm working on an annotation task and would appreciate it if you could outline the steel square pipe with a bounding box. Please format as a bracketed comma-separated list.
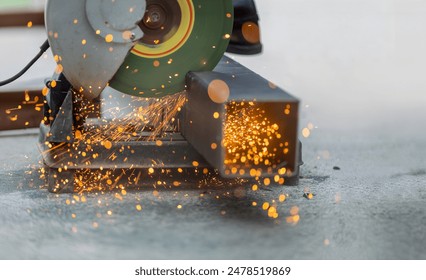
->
[183, 56, 299, 179]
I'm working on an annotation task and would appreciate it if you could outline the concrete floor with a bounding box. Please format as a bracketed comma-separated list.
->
[1, 0, 426, 259]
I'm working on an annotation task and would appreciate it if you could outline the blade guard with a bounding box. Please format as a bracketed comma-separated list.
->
[45, 0, 146, 100]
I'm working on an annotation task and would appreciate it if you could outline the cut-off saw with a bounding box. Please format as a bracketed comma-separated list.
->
[30, 0, 302, 193]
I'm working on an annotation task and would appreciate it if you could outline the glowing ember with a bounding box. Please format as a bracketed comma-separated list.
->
[105, 34, 114, 43]
[208, 79, 230, 104]
[302, 127, 310, 138]
[241, 21, 260, 44]
[290, 206, 299, 216]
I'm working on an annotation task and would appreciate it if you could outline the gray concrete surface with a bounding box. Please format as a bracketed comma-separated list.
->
[1, 0, 426, 259]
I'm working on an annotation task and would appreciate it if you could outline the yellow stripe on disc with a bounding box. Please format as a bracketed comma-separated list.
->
[109, 0, 234, 98]
[131, 0, 194, 58]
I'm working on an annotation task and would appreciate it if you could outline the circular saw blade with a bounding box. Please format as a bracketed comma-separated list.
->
[109, 0, 234, 98]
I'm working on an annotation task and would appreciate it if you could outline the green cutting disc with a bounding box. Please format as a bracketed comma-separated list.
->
[109, 0, 234, 98]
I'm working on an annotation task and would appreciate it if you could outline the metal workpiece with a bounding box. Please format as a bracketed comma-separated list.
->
[183, 57, 300, 179]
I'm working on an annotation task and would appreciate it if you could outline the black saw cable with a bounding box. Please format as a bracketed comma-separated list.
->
[0, 39, 50, 87]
